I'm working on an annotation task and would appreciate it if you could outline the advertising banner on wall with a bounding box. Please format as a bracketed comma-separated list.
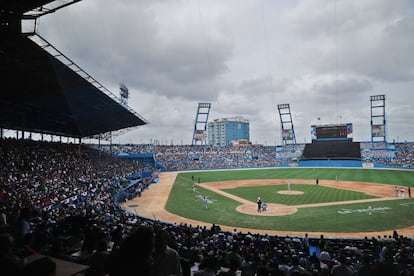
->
[372, 125, 385, 137]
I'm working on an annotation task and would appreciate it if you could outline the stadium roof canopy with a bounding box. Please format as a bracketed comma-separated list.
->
[0, 0, 148, 138]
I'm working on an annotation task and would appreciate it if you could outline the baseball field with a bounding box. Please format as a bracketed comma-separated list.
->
[122, 167, 414, 238]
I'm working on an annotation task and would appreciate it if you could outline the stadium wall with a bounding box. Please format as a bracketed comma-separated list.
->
[298, 160, 362, 167]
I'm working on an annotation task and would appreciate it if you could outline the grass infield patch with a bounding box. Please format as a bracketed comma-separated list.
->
[222, 184, 377, 205]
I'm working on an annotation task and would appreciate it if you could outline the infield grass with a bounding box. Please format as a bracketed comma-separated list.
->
[165, 168, 414, 233]
[223, 184, 377, 205]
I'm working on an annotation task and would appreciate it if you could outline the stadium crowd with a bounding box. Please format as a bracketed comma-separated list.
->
[0, 138, 156, 275]
[388, 143, 414, 169]
[1, 138, 414, 276]
[361, 149, 392, 161]
[360, 142, 414, 169]
[96, 142, 414, 170]
[360, 142, 388, 150]
[96, 144, 295, 170]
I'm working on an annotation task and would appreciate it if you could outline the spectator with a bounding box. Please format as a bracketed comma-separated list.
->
[225, 243, 242, 271]
[331, 255, 355, 276]
[0, 207, 7, 225]
[108, 224, 155, 276]
[15, 207, 31, 247]
[0, 233, 23, 275]
[278, 255, 291, 274]
[152, 228, 183, 276]
[356, 254, 372, 276]
[193, 256, 220, 276]
[86, 238, 110, 276]
[287, 256, 305, 276]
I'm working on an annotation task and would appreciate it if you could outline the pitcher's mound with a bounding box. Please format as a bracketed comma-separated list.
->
[278, 190, 304, 195]
[237, 203, 297, 216]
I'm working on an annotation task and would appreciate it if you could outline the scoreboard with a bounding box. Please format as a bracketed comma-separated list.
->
[311, 123, 352, 141]
[317, 125, 347, 139]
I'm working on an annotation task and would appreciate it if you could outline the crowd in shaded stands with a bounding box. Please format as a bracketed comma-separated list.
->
[0, 138, 155, 275]
[1, 138, 414, 276]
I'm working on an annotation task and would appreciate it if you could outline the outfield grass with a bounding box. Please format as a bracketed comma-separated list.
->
[165, 168, 414, 233]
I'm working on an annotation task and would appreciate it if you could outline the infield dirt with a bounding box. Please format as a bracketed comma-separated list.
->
[121, 172, 414, 238]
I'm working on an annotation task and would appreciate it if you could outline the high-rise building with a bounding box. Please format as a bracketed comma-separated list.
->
[208, 116, 250, 146]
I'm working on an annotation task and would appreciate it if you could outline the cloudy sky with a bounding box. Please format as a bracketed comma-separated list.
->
[37, 0, 414, 145]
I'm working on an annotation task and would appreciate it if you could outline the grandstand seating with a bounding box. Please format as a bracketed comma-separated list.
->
[93, 141, 414, 170]
[1, 138, 414, 276]
[301, 141, 361, 161]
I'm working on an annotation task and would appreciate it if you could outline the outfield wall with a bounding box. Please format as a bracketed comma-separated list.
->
[298, 160, 362, 167]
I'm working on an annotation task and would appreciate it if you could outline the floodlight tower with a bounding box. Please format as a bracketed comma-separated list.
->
[119, 83, 129, 105]
[192, 103, 211, 145]
[277, 104, 296, 145]
[370, 94, 386, 143]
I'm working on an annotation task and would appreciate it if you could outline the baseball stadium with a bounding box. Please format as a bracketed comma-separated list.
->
[1, 1, 414, 275]
[115, 120, 414, 239]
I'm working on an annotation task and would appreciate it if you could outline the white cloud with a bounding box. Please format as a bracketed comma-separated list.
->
[38, 0, 414, 144]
